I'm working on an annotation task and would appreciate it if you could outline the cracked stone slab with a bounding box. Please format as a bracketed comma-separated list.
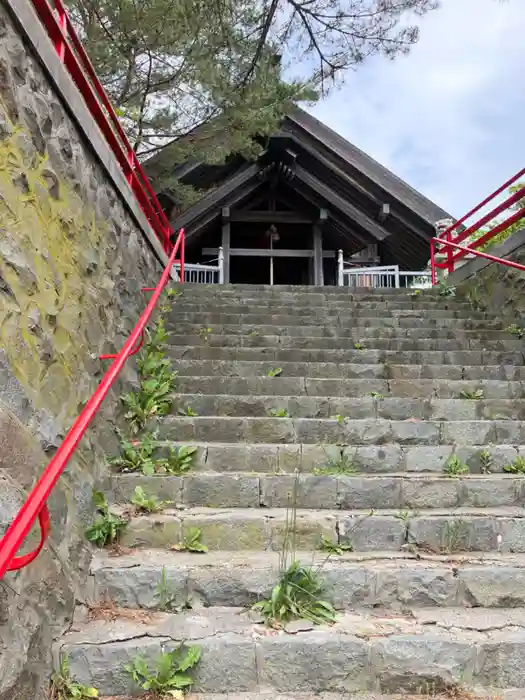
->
[61, 607, 525, 696]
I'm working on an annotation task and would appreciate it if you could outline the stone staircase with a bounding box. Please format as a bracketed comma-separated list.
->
[61, 285, 525, 698]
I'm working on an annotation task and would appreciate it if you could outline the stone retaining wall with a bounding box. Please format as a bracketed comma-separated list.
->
[0, 1, 165, 696]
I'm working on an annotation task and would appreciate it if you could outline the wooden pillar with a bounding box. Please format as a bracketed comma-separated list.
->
[313, 224, 324, 286]
[221, 207, 231, 284]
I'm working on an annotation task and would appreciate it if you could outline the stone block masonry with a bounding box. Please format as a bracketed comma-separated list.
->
[0, 0, 167, 697]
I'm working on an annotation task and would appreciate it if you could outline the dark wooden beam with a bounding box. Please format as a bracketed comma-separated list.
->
[229, 210, 315, 224]
[202, 248, 336, 258]
[293, 166, 388, 242]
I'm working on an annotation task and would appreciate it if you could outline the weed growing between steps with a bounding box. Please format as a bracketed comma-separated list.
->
[503, 456, 525, 473]
[50, 654, 98, 699]
[171, 528, 208, 553]
[131, 486, 171, 513]
[313, 446, 357, 475]
[154, 566, 193, 612]
[318, 535, 352, 555]
[124, 643, 201, 698]
[444, 456, 469, 477]
[85, 491, 128, 548]
[460, 388, 485, 400]
[478, 450, 493, 473]
[110, 433, 197, 476]
[253, 473, 336, 627]
[506, 323, 525, 339]
[268, 407, 290, 417]
[437, 281, 456, 297]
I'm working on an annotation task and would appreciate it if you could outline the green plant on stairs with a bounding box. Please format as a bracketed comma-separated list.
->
[123, 643, 201, 698]
[252, 473, 336, 627]
[85, 491, 127, 548]
[50, 655, 99, 699]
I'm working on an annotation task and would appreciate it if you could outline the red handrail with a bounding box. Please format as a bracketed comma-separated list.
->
[430, 235, 525, 285]
[433, 168, 525, 278]
[0, 230, 184, 579]
[29, 0, 173, 253]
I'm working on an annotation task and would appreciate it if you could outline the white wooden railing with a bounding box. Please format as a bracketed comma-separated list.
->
[173, 247, 224, 284]
[337, 250, 431, 289]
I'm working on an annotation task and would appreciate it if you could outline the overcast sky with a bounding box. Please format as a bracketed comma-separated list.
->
[309, 0, 525, 218]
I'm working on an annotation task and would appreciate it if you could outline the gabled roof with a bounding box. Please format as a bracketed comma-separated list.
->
[144, 107, 451, 270]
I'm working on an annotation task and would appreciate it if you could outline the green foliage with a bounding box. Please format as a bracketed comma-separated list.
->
[268, 407, 290, 417]
[267, 367, 282, 377]
[366, 391, 385, 399]
[503, 456, 525, 474]
[460, 388, 485, 400]
[252, 559, 336, 626]
[330, 414, 345, 425]
[85, 491, 127, 548]
[353, 340, 365, 350]
[441, 518, 471, 554]
[124, 644, 200, 697]
[172, 528, 208, 553]
[122, 375, 175, 434]
[478, 450, 493, 474]
[443, 456, 469, 478]
[199, 326, 213, 341]
[155, 566, 180, 611]
[131, 486, 169, 513]
[437, 281, 456, 297]
[66, 0, 437, 161]
[178, 406, 199, 417]
[253, 472, 336, 626]
[109, 435, 197, 476]
[506, 324, 525, 339]
[313, 448, 357, 475]
[319, 535, 353, 555]
[50, 655, 99, 699]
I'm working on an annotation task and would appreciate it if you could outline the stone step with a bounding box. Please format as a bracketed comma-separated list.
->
[174, 376, 525, 399]
[171, 394, 525, 421]
[110, 472, 525, 510]
[172, 360, 525, 380]
[167, 333, 522, 352]
[117, 506, 525, 553]
[167, 309, 494, 326]
[157, 416, 525, 445]
[109, 441, 524, 475]
[169, 346, 523, 366]
[168, 318, 508, 333]
[91, 549, 525, 611]
[61, 606, 525, 695]
[171, 300, 477, 313]
[110, 693, 523, 700]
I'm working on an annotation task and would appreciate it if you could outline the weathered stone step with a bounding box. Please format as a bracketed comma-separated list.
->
[167, 333, 522, 352]
[172, 300, 477, 313]
[167, 309, 494, 326]
[171, 394, 525, 421]
[169, 345, 523, 366]
[131, 441, 522, 475]
[121, 693, 523, 700]
[173, 360, 525, 380]
[117, 506, 525, 552]
[110, 472, 525, 510]
[174, 376, 525, 399]
[92, 548, 525, 611]
[168, 317, 508, 333]
[61, 606, 525, 695]
[157, 416, 525, 445]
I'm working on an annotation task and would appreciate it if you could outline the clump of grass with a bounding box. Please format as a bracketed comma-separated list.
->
[504, 456, 525, 474]
[50, 654, 99, 699]
[171, 528, 208, 553]
[478, 450, 493, 474]
[268, 407, 290, 418]
[267, 367, 283, 377]
[506, 324, 525, 339]
[437, 281, 456, 297]
[131, 486, 170, 513]
[252, 473, 336, 627]
[353, 340, 365, 350]
[441, 518, 471, 554]
[313, 447, 357, 476]
[460, 388, 484, 400]
[319, 535, 353, 555]
[443, 455, 469, 478]
[85, 491, 128, 548]
[124, 644, 200, 698]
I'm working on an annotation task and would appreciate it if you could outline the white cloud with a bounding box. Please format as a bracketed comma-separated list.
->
[310, 0, 525, 217]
